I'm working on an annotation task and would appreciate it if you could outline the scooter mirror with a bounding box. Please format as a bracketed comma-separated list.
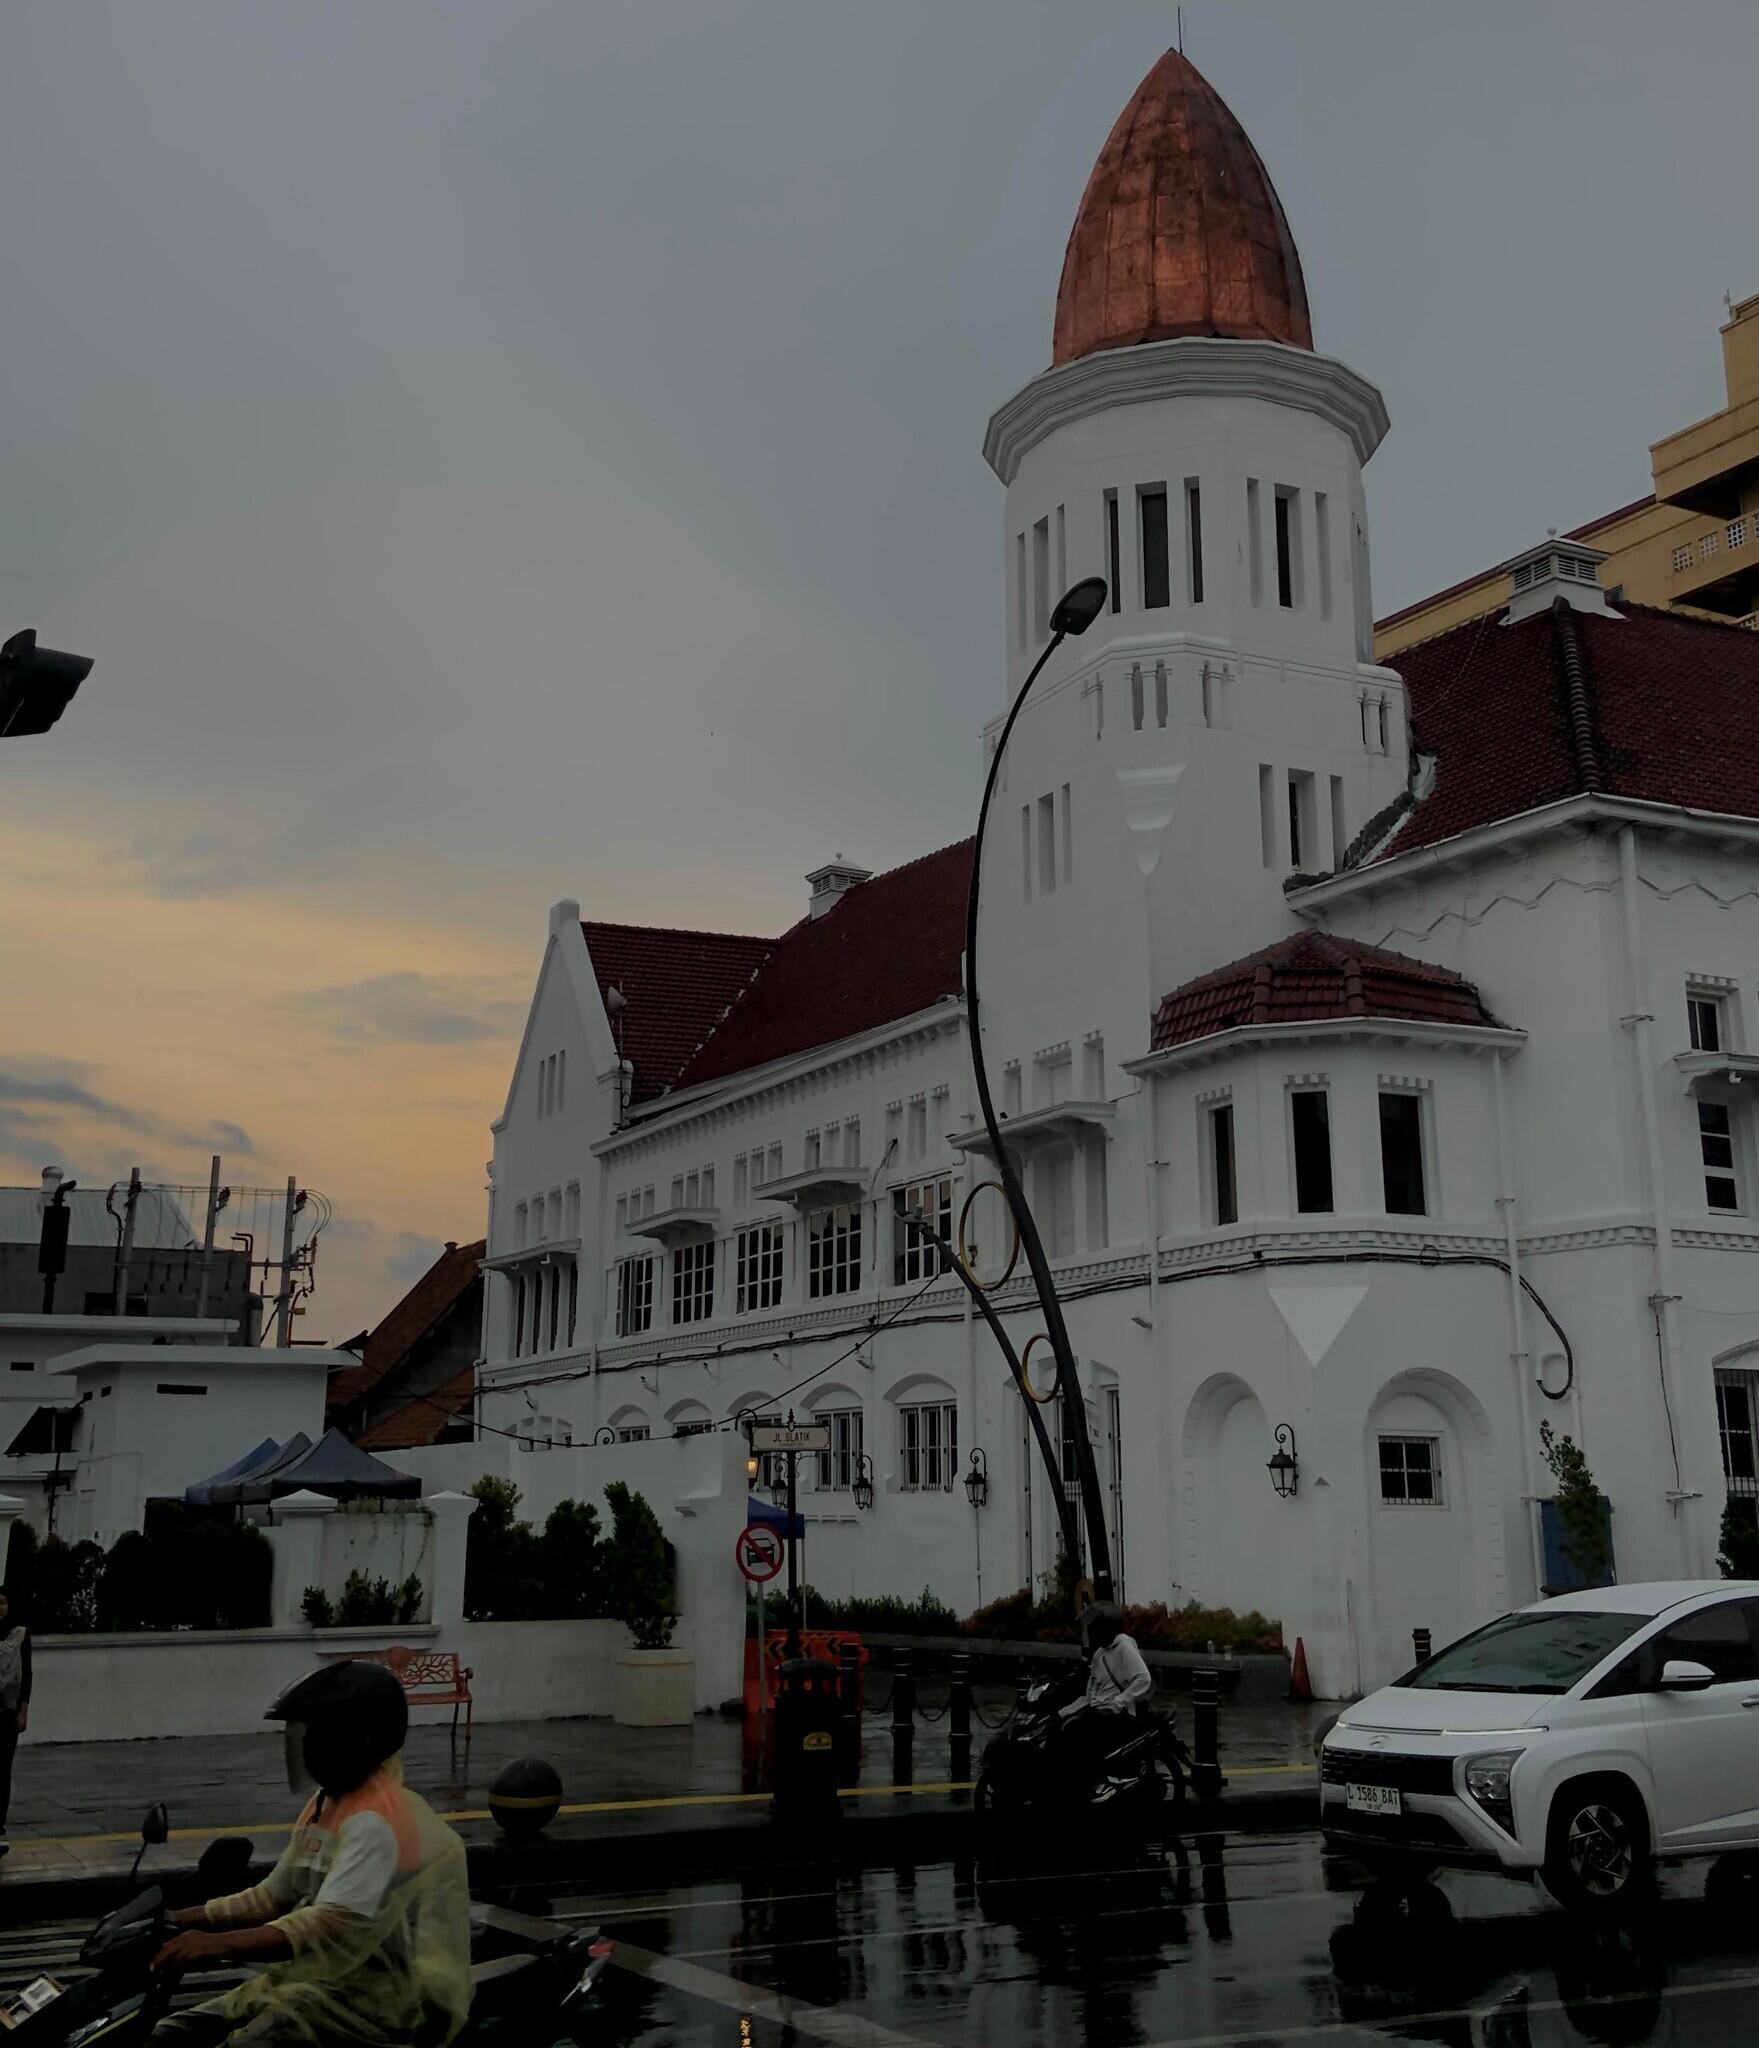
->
[140, 1803, 170, 1846]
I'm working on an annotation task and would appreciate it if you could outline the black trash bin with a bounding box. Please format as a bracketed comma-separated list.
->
[771, 1656, 843, 1827]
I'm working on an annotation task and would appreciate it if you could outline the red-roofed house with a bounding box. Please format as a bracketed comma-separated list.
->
[328, 1239, 484, 1451]
[385, 52, 1759, 1701]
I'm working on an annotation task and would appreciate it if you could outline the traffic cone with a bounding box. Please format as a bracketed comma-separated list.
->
[1288, 1635, 1313, 1703]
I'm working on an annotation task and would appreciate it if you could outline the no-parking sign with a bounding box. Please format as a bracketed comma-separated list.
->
[735, 1522, 785, 1583]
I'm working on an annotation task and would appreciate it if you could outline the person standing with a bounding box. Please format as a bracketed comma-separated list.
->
[0, 1586, 30, 1858]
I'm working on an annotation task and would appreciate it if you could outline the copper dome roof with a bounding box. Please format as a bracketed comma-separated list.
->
[1052, 48, 1313, 367]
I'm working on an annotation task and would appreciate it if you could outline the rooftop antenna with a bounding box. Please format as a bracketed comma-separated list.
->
[1177, 6, 1185, 53]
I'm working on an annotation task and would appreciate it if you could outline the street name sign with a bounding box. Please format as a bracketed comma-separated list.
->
[751, 1422, 830, 1452]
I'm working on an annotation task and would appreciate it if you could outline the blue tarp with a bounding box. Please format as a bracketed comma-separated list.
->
[746, 1493, 804, 1539]
[183, 1436, 284, 1507]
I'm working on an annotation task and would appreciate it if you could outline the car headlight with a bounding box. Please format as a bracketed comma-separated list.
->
[1463, 1749, 1521, 1835]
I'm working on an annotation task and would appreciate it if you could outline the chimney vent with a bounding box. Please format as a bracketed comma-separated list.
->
[806, 856, 872, 919]
[1503, 537, 1619, 625]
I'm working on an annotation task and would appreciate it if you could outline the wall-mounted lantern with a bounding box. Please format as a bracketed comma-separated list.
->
[1267, 1423, 1299, 1500]
[964, 1446, 990, 1511]
[852, 1452, 875, 1513]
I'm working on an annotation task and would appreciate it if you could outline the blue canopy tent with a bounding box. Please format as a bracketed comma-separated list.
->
[183, 1437, 283, 1508]
[219, 1427, 422, 1507]
[746, 1493, 804, 1540]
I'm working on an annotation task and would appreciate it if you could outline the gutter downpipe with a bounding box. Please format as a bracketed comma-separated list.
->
[1619, 823, 1694, 1570]
[1492, 1048, 1546, 1599]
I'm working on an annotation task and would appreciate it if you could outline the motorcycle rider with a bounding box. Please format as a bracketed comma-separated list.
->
[149, 1659, 472, 2046]
[1056, 1602, 1152, 1777]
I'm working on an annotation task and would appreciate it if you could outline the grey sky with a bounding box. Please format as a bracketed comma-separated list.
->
[0, 2, 1754, 1321]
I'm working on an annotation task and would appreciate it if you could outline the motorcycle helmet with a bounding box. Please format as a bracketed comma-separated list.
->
[267, 1660, 409, 1797]
[1080, 1602, 1125, 1656]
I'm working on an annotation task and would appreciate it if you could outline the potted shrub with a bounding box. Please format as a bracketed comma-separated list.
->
[606, 1483, 692, 1726]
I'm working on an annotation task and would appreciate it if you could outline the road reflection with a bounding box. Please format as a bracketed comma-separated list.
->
[578, 1829, 1759, 2046]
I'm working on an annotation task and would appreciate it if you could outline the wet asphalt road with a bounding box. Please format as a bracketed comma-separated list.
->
[12, 1828, 1759, 2043]
[571, 1830, 1759, 2046]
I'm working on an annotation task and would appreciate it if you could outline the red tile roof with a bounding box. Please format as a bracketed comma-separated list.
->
[1151, 930, 1506, 1052]
[327, 1238, 483, 1413]
[582, 923, 774, 1104]
[1382, 601, 1759, 859]
[356, 1364, 476, 1451]
[674, 841, 974, 1090]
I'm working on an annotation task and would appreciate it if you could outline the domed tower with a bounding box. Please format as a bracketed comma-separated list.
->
[978, 49, 1408, 1036]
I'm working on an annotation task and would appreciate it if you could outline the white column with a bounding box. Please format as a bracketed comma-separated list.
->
[0, 1494, 22, 1582]
[269, 1488, 336, 1628]
[424, 1492, 479, 1628]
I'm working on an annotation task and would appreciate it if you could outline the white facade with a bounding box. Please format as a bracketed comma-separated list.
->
[48, 1342, 334, 1546]
[471, 190, 1759, 1706]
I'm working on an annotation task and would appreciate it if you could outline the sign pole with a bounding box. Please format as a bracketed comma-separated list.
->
[786, 1441, 801, 1658]
[757, 1580, 767, 1724]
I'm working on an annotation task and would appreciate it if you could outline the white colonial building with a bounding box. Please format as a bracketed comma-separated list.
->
[473, 50, 1759, 1694]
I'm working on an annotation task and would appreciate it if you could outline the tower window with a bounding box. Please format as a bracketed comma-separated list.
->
[1330, 775, 1347, 866]
[1379, 1092, 1427, 1216]
[1015, 533, 1027, 651]
[1258, 764, 1276, 868]
[1033, 517, 1050, 642]
[1247, 479, 1264, 605]
[1209, 1103, 1238, 1226]
[1037, 793, 1057, 895]
[1287, 771, 1317, 871]
[1314, 492, 1332, 619]
[1185, 480, 1204, 604]
[1139, 487, 1170, 610]
[1291, 1089, 1334, 1213]
[1274, 488, 1297, 609]
[1106, 491, 1121, 611]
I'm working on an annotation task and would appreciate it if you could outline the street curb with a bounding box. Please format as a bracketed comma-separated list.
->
[0, 1782, 1320, 1925]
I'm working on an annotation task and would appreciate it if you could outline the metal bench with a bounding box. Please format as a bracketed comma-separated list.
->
[354, 1646, 474, 1736]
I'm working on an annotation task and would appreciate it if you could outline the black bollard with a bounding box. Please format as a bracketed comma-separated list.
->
[892, 1647, 916, 1787]
[948, 1651, 973, 1784]
[837, 1641, 862, 1785]
[1190, 1666, 1223, 1802]
[1413, 1627, 1433, 1666]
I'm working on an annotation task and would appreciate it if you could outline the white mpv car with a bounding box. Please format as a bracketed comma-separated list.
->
[1321, 1582, 1759, 1909]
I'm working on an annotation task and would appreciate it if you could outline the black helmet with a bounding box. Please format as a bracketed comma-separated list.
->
[268, 1660, 408, 1796]
[1080, 1602, 1124, 1655]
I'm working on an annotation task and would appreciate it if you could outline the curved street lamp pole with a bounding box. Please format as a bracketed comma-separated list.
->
[964, 577, 1115, 1605]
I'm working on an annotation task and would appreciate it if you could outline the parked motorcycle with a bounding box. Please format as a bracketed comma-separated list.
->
[1, 1807, 615, 2047]
[975, 1665, 1191, 1822]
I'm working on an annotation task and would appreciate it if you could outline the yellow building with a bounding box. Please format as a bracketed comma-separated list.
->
[1377, 292, 1759, 656]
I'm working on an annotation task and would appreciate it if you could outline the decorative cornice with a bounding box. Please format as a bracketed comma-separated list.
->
[983, 337, 1390, 485]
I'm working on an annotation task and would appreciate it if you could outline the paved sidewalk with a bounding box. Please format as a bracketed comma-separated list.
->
[0, 1694, 1324, 1906]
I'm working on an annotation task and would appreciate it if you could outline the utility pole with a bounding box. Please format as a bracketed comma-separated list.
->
[112, 1168, 142, 1316]
[276, 1175, 299, 1346]
[195, 1155, 222, 1319]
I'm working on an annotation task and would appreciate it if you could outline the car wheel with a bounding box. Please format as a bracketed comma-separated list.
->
[1543, 1782, 1649, 1914]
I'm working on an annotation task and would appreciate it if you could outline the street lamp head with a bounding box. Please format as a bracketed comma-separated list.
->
[1049, 578, 1109, 639]
[0, 629, 93, 739]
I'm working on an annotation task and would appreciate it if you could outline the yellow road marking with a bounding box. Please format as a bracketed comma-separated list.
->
[6, 1762, 1315, 1859]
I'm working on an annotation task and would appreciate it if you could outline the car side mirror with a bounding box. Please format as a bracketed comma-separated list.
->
[1659, 1659, 1716, 1693]
[140, 1802, 170, 1846]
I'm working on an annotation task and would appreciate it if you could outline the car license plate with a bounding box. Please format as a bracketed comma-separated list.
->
[1345, 1783, 1401, 1817]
